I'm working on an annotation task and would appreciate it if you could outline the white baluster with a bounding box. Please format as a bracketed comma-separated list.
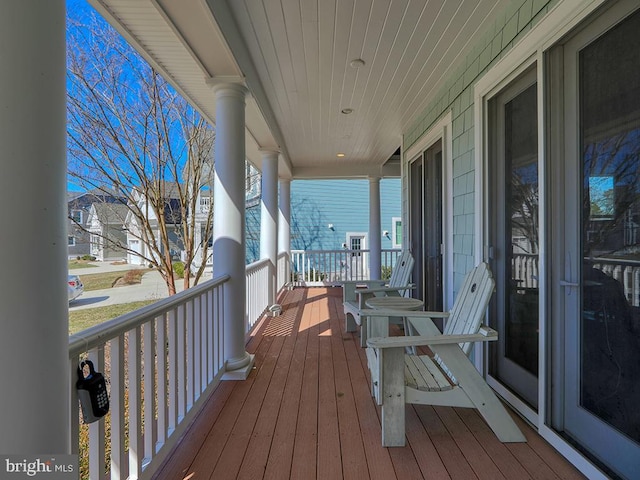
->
[128, 327, 143, 479]
[110, 336, 126, 480]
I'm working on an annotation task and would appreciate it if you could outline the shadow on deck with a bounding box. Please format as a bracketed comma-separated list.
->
[153, 287, 584, 480]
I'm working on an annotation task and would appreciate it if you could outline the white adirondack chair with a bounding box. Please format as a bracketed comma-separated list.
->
[362, 262, 526, 446]
[343, 250, 414, 346]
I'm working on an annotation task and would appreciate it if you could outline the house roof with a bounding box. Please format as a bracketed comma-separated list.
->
[88, 202, 129, 225]
[68, 187, 126, 204]
[133, 181, 184, 201]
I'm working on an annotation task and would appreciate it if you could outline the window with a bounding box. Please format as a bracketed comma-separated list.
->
[90, 234, 101, 254]
[391, 217, 402, 248]
[70, 210, 82, 224]
[68, 236, 76, 246]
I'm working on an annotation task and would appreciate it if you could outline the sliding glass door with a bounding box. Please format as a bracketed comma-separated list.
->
[409, 141, 443, 311]
[550, 2, 640, 476]
[487, 68, 539, 409]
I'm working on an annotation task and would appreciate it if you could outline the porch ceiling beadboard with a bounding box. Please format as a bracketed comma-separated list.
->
[88, 0, 511, 178]
[404, 0, 556, 149]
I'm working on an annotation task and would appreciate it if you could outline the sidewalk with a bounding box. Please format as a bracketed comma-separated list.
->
[69, 262, 211, 311]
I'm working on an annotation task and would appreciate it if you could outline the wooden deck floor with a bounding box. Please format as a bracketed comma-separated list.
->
[153, 287, 585, 480]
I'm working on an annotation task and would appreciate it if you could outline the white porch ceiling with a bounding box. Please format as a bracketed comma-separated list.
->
[88, 0, 509, 178]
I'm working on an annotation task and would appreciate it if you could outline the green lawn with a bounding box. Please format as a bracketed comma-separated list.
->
[69, 300, 156, 334]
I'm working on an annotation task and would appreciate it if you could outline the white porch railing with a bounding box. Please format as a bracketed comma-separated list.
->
[290, 248, 402, 285]
[69, 253, 294, 479]
[245, 258, 271, 332]
[69, 275, 229, 480]
[277, 252, 290, 291]
[71, 250, 423, 477]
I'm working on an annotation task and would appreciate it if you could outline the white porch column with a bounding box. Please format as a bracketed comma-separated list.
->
[0, 0, 69, 453]
[259, 149, 279, 306]
[212, 83, 254, 379]
[278, 179, 291, 256]
[369, 176, 382, 280]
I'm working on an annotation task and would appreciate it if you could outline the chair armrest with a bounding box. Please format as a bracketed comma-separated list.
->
[359, 309, 449, 319]
[342, 280, 385, 302]
[478, 325, 498, 337]
[341, 280, 386, 287]
[357, 284, 415, 295]
[366, 325, 497, 349]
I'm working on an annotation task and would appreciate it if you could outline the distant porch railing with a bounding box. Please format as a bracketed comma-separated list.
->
[246, 258, 271, 332]
[291, 248, 402, 286]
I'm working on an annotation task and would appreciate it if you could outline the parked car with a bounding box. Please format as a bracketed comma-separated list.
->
[68, 274, 84, 303]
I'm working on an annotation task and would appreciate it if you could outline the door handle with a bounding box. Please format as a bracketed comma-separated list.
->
[561, 253, 579, 293]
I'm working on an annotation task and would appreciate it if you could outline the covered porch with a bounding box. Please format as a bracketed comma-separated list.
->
[154, 287, 582, 480]
[3, 0, 638, 478]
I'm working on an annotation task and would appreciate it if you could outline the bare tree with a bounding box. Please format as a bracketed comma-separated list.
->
[67, 13, 214, 294]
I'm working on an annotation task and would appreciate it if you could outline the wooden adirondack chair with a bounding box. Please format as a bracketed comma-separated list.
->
[343, 250, 414, 346]
[362, 262, 526, 446]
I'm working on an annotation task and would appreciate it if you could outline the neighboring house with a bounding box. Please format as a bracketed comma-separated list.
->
[67, 189, 125, 259]
[246, 178, 401, 264]
[189, 162, 261, 267]
[86, 203, 128, 262]
[290, 179, 401, 252]
[245, 161, 261, 208]
[125, 182, 184, 266]
[190, 189, 214, 268]
[86, 163, 259, 268]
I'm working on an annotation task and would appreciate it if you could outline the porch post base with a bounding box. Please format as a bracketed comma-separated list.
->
[222, 353, 255, 380]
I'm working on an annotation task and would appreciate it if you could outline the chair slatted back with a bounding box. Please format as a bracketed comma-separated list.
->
[443, 262, 495, 355]
[388, 251, 414, 288]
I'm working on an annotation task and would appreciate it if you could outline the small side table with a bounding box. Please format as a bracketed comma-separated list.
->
[363, 296, 424, 345]
[365, 297, 424, 310]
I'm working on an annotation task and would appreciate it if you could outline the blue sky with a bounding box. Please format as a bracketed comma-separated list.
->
[66, 0, 195, 194]
[67, 0, 103, 192]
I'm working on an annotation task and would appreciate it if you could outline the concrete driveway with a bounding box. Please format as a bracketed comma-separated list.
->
[68, 262, 211, 310]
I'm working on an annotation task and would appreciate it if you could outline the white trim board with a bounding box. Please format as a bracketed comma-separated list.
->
[404, 111, 452, 162]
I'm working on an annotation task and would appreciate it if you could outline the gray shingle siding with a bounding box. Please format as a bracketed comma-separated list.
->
[403, 0, 557, 287]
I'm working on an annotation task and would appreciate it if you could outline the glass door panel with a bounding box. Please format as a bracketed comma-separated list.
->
[424, 142, 443, 312]
[410, 159, 424, 302]
[488, 69, 539, 408]
[410, 142, 443, 311]
[557, 4, 640, 477]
